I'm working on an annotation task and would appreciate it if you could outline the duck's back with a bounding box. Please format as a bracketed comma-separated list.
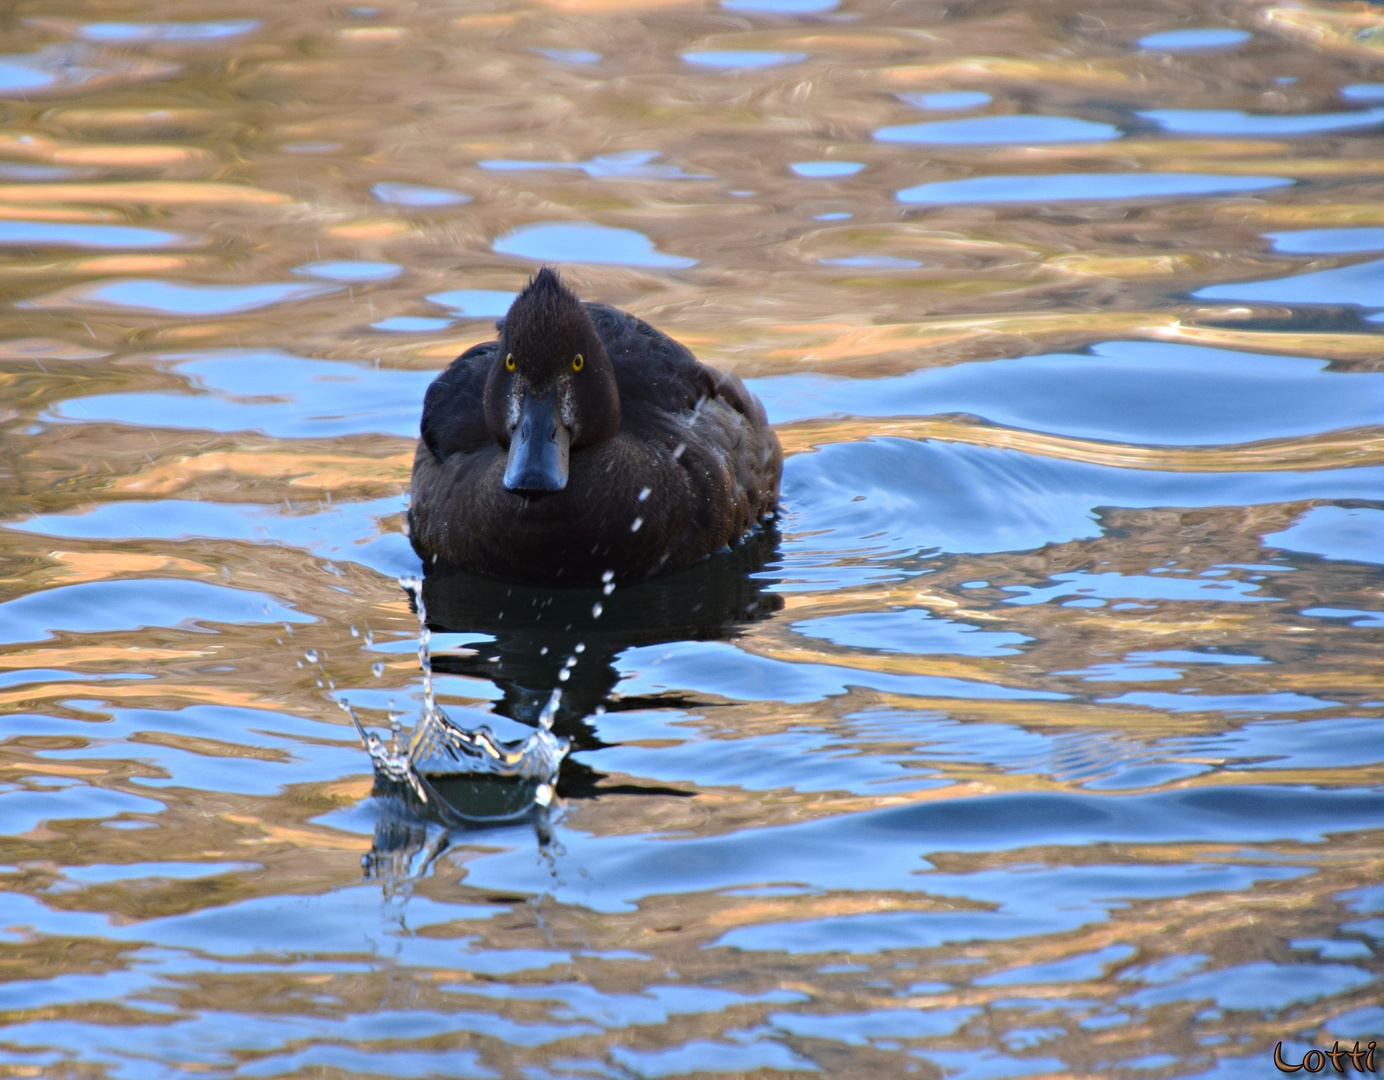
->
[410, 301, 781, 584]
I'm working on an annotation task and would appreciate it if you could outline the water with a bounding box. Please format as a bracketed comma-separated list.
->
[0, 0, 1381, 1077]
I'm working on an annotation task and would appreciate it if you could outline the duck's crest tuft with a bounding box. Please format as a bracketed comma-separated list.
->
[511, 266, 581, 324]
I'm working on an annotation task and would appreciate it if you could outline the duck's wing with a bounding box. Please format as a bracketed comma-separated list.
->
[587, 303, 720, 415]
[419, 341, 499, 461]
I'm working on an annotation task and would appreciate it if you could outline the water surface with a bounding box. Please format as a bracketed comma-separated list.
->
[0, 1, 1381, 1078]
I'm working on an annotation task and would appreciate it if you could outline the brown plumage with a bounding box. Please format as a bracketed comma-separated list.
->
[409, 268, 782, 584]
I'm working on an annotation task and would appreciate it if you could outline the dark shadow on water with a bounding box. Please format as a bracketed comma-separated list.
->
[363, 527, 783, 876]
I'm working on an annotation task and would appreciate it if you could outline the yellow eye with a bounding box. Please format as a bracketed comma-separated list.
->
[505, 353, 515, 372]
[572, 353, 584, 372]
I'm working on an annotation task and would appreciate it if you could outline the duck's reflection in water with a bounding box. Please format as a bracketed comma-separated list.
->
[363, 527, 783, 881]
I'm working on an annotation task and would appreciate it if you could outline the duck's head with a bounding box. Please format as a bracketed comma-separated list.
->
[485, 267, 621, 495]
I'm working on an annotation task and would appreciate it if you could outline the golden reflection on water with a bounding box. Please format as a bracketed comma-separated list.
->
[0, 0, 1382, 1076]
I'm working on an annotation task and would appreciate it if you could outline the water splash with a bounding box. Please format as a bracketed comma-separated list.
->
[342, 576, 569, 820]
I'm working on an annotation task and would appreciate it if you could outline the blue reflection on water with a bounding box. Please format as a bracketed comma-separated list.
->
[1140, 106, 1384, 135]
[792, 161, 865, 177]
[0, 55, 61, 92]
[754, 340, 1384, 445]
[681, 50, 807, 68]
[494, 221, 696, 268]
[0, 221, 183, 247]
[1264, 506, 1384, 566]
[292, 260, 401, 281]
[372, 315, 452, 332]
[480, 151, 708, 179]
[1267, 227, 1384, 253]
[6, 496, 418, 580]
[1137, 28, 1251, 50]
[76, 20, 260, 41]
[371, 181, 472, 206]
[724, 0, 838, 11]
[530, 47, 601, 63]
[25, 279, 338, 316]
[1120, 962, 1374, 1010]
[791, 610, 1030, 656]
[1342, 83, 1384, 101]
[878, 115, 1119, 145]
[900, 91, 992, 110]
[427, 289, 518, 317]
[898, 172, 1291, 204]
[1196, 257, 1384, 309]
[784, 439, 1384, 563]
[819, 255, 921, 268]
[0, 579, 312, 646]
[47, 350, 436, 438]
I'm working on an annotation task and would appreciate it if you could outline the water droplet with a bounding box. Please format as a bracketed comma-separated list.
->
[592, 601, 603, 618]
[603, 581, 615, 596]
[638, 486, 651, 501]
[601, 569, 615, 584]
[365, 630, 374, 646]
[350, 625, 359, 637]
[631, 516, 643, 532]
[539, 646, 549, 655]
[672, 442, 686, 460]
[372, 661, 385, 677]
[304, 649, 319, 663]
[296, 660, 303, 668]
[221, 565, 232, 580]
[575, 642, 585, 653]
[558, 669, 570, 682]
[534, 782, 554, 807]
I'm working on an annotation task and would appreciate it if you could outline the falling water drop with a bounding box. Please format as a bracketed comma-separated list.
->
[304, 649, 319, 663]
[372, 661, 385, 677]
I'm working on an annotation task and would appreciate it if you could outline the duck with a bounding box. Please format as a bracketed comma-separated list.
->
[408, 267, 782, 584]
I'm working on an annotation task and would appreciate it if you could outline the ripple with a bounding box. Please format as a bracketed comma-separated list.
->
[46, 349, 435, 438]
[0, 579, 312, 646]
[754, 340, 1384, 445]
[878, 115, 1120, 145]
[494, 221, 696, 268]
[791, 610, 1030, 656]
[784, 439, 1384, 563]
[897, 172, 1291, 204]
